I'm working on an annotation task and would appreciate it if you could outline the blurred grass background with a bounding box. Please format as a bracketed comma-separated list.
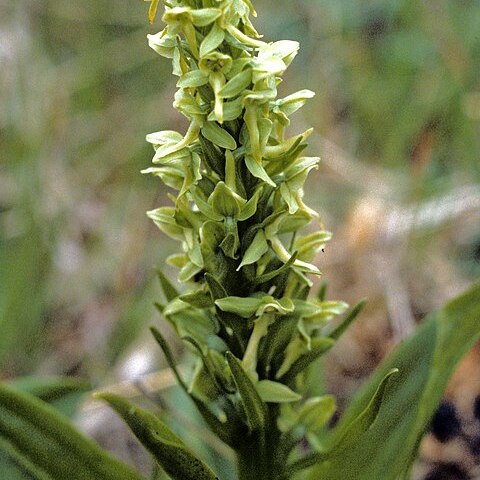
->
[1, 0, 479, 476]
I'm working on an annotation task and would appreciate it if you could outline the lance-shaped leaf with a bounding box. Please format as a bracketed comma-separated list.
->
[288, 369, 398, 477]
[245, 155, 276, 187]
[190, 8, 222, 27]
[150, 326, 189, 392]
[96, 394, 219, 480]
[204, 273, 228, 300]
[177, 70, 209, 88]
[198, 134, 224, 176]
[237, 229, 269, 270]
[157, 269, 180, 303]
[180, 289, 213, 309]
[330, 368, 399, 453]
[200, 23, 225, 58]
[309, 282, 480, 480]
[256, 381, 301, 403]
[219, 69, 252, 99]
[6, 376, 90, 420]
[0, 384, 144, 480]
[150, 327, 234, 446]
[254, 252, 298, 285]
[226, 352, 267, 431]
[201, 122, 237, 150]
[7, 376, 90, 405]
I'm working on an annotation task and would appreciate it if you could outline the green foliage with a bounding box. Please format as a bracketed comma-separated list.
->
[96, 393, 219, 480]
[6, 376, 90, 418]
[306, 282, 480, 480]
[0, 377, 90, 480]
[0, 383, 144, 480]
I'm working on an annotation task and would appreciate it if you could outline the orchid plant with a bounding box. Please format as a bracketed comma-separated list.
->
[135, 0, 355, 477]
[0, 2, 479, 480]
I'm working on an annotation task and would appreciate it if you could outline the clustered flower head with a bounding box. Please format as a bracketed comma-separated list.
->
[144, 0, 348, 464]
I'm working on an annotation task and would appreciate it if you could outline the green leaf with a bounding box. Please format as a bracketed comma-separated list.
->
[0, 384, 144, 480]
[204, 273, 228, 300]
[150, 327, 189, 392]
[150, 328, 234, 447]
[259, 316, 298, 376]
[256, 381, 301, 403]
[0, 377, 91, 479]
[219, 69, 252, 99]
[316, 282, 328, 302]
[200, 23, 225, 58]
[253, 252, 297, 285]
[215, 296, 263, 318]
[237, 188, 262, 221]
[245, 155, 276, 187]
[177, 70, 209, 88]
[180, 289, 212, 308]
[226, 352, 267, 431]
[190, 8, 222, 27]
[331, 369, 399, 453]
[7, 376, 89, 404]
[237, 230, 268, 270]
[7, 376, 90, 418]
[310, 282, 480, 480]
[157, 269, 180, 303]
[288, 370, 398, 478]
[198, 134, 224, 176]
[96, 394, 218, 480]
[201, 122, 237, 150]
[298, 395, 336, 432]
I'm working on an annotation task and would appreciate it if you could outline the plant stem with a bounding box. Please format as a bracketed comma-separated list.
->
[237, 437, 270, 480]
[237, 408, 282, 480]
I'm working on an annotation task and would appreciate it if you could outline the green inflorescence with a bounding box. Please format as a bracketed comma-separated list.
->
[143, 0, 351, 476]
